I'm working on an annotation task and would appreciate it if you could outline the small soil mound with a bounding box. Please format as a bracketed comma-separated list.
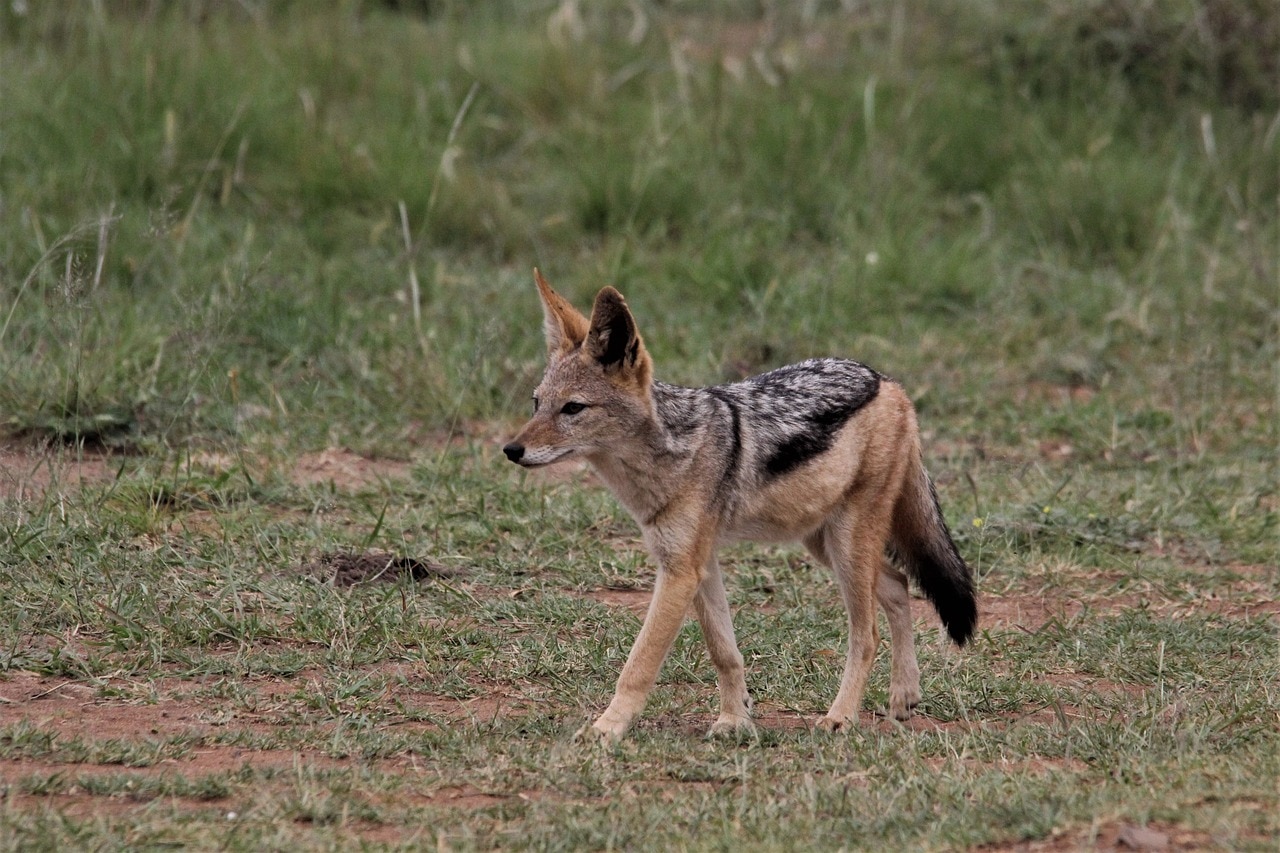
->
[303, 550, 458, 586]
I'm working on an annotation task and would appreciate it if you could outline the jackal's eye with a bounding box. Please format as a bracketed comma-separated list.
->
[531, 396, 540, 413]
[560, 401, 587, 416]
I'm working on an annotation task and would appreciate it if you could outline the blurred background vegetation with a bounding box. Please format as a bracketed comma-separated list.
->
[0, 0, 1275, 459]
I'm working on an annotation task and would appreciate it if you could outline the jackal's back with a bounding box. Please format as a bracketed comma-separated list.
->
[648, 358, 885, 525]
[656, 357, 882, 469]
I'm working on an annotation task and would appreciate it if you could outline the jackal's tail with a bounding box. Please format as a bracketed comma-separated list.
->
[889, 454, 977, 646]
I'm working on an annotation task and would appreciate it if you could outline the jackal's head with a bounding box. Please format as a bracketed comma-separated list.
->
[502, 270, 653, 467]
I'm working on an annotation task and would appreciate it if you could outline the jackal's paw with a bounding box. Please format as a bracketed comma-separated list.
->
[574, 718, 625, 747]
[815, 714, 853, 734]
[888, 685, 922, 721]
[706, 714, 757, 740]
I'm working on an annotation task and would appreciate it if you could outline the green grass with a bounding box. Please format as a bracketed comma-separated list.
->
[1, 1, 1277, 850]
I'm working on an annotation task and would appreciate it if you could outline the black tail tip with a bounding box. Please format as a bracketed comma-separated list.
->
[943, 599, 978, 646]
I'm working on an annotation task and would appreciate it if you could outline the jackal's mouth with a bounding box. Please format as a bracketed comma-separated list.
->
[502, 444, 576, 467]
[524, 448, 576, 467]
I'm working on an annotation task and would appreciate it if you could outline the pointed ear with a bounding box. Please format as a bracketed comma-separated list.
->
[534, 268, 589, 356]
[586, 287, 650, 381]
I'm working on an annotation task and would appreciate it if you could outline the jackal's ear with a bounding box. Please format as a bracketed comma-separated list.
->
[534, 268, 589, 356]
[586, 287, 649, 381]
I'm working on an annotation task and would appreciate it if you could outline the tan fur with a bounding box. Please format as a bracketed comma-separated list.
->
[504, 270, 972, 743]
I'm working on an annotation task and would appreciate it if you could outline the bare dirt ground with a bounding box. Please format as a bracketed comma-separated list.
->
[1, 444, 1273, 849]
[0, 439, 124, 501]
[0, 441, 419, 500]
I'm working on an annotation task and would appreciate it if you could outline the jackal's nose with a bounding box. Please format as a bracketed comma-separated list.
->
[502, 443, 525, 463]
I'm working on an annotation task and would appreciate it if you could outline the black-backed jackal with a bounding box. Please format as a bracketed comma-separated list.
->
[503, 270, 977, 744]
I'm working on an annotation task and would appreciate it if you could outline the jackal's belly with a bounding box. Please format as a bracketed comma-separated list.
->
[721, 477, 848, 543]
[719, 412, 878, 542]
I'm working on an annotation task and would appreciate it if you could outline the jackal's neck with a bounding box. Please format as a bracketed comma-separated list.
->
[585, 380, 702, 525]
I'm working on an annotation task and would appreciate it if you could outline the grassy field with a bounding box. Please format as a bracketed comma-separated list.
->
[1, 1, 1277, 849]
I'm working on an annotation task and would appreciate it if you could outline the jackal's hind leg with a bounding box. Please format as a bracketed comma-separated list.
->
[806, 516, 881, 733]
[877, 560, 921, 720]
[694, 557, 754, 738]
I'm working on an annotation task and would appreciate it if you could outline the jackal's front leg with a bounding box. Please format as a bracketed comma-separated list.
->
[580, 529, 713, 744]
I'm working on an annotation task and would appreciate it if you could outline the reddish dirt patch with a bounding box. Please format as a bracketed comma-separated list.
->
[646, 703, 992, 740]
[144, 446, 418, 493]
[0, 663, 553, 841]
[2, 673, 200, 742]
[1168, 563, 1280, 620]
[413, 785, 509, 809]
[0, 441, 123, 500]
[0, 661, 535, 731]
[0, 789, 213, 824]
[0, 442, 423, 500]
[978, 820, 1215, 852]
[976, 563, 1278, 632]
[290, 448, 413, 490]
[581, 587, 651, 616]
[0, 671, 297, 759]
[978, 594, 1083, 632]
